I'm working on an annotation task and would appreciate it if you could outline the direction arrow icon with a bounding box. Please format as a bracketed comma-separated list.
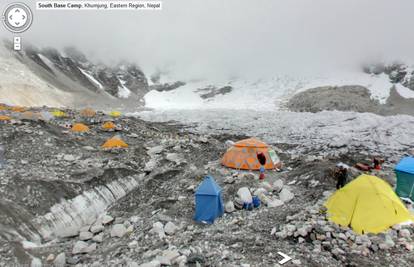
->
[277, 252, 292, 265]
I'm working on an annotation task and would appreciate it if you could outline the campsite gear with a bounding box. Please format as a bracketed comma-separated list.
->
[102, 136, 128, 149]
[335, 166, 348, 189]
[355, 163, 371, 172]
[252, 196, 261, 208]
[373, 157, 384, 170]
[194, 176, 224, 224]
[71, 123, 90, 133]
[221, 138, 282, 170]
[20, 111, 42, 121]
[395, 157, 414, 201]
[259, 166, 265, 180]
[80, 108, 96, 118]
[102, 121, 116, 131]
[325, 174, 413, 234]
[243, 202, 254, 210]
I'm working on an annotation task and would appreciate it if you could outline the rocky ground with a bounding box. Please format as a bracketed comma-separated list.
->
[1, 105, 414, 267]
[287, 85, 414, 116]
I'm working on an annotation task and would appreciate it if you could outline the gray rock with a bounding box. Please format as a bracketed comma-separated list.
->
[111, 224, 127, 238]
[30, 257, 42, 267]
[63, 154, 76, 161]
[156, 250, 180, 266]
[102, 215, 114, 225]
[399, 229, 411, 238]
[164, 221, 178, 235]
[72, 241, 89, 254]
[279, 188, 294, 203]
[139, 260, 161, 267]
[79, 231, 93, 241]
[151, 222, 166, 239]
[225, 201, 235, 213]
[273, 179, 284, 192]
[53, 252, 66, 267]
[92, 232, 104, 243]
[90, 224, 104, 234]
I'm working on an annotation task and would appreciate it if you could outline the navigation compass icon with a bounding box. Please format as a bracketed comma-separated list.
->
[2, 3, 33, 33]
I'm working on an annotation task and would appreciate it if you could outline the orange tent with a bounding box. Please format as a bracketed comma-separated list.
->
[71, 123, 90, 133]
[102, 121, 116, 130]
[221, 138, 282, 170]
[80, 108, 96, 117]
[10, 106, 25, 112]
[0, 115, 11, 121]
[102, 136, 128, 149]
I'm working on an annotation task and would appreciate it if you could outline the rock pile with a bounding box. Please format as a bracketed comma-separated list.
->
[274, 194, 414, 261]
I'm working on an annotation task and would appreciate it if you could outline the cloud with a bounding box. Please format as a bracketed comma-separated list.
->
[1, 0, 414, 79]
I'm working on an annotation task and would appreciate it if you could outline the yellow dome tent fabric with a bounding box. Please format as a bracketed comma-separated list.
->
[102, 136, 128, 149]
[325, 174, 413, 234]
[102, 121, 116, 130]
[80, 108, 96, 117]
[71, 123, 90, 133]
[109, 111, 121, 117]
[52, 110, 67, 118]
[221, 138, 281, 170]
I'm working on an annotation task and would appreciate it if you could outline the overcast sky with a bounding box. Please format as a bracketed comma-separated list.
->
[1, 0, 414, 79]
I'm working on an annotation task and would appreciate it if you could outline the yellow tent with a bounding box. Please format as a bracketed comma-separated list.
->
[52, 110, 67, 118]
[325, 174, 413, 234]
[109, 111, 121, 118]
[0, 115, 11, 121]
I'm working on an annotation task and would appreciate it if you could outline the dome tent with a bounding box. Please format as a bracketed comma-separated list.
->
[395, 157, 414, 201]
[194, 176, 224, 224]
[102, 121, 116, 131]
[80, 108, 96, 118]
[102, 136, 128, 149]
[71, 123, 90, 133]
[221, 138, 281, 170]
[325, 174, 413, 234]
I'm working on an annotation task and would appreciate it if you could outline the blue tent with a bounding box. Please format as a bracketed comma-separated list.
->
[395, 157, 414, 201]
[194, 176, 224, 224]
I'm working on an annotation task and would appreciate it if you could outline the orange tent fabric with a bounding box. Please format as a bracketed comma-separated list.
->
[102, 121, 116, 130]
[10, 106, 25, 112]
[221, 138, 281, 170]
[102, 136, 128, 149]
[0, 115, 11, 121]
[71, 123, 90, 133]
[80, 108, 96, 117]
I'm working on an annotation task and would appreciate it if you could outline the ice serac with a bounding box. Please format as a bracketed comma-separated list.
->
[31, 174, 143, 241]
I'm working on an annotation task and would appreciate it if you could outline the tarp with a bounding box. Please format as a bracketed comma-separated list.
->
[325, 174, 412, 234]
[221, 137, 281, 170]
[395, 157, 414, 201]
[194, 176, 224, 224]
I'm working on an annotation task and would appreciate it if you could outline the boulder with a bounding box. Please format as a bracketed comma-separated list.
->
[102, 215, 114, 225]
[279, 188, 294, 203]
[111, 224, 127, 238]
[53, 253, 66, 267]
[156, 250, 180, 266]
[225, 201, 235, 213]
[92, 232, 104, 243]
[399, 229, 411, 238]
[273, 179, 284, 192]
[164, 222, 178, 235]
[152, 222, 166, 239]
[267, 198, 284, 208]
[72, 241, 96, 254]
[139, 260, 161, 267]
[79, 231, 93, 241]
[90, 224, 104, 234]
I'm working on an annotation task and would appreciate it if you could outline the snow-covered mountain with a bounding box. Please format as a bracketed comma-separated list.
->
[0, 41, 149, 109]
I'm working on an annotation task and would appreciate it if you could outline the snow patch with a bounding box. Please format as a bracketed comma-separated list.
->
[118, 78, 131, 98]
[79, 68, 104, 89]
[395, 84, 414, 99]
